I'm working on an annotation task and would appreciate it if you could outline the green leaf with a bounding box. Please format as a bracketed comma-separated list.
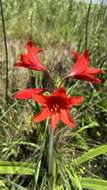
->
[65, 165, 82, 190]
[72, 144, 107, 166]
[80, 177, 107, 190]
[0, 161, 35, 175]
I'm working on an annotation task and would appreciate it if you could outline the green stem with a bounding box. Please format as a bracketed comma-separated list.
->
[48, 127, 54, 190]
[34, 119, 49, 190]
[0, 0, 9, 106]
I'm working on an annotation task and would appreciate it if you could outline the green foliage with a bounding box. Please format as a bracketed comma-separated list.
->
[80, 177, 107, 190]
[72, 144, 107, 166]
[0, 161, 35, 175]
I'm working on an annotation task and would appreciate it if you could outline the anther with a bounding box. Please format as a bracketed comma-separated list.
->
[51, 108, 53, 112]
[55, 107, 57, 111]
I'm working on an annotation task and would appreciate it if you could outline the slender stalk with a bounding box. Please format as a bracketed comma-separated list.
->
[0, 0, 9, 105]
[85, 0, 92, 49]
[34, 119, 49, 190]
[48, 127, 54, 190]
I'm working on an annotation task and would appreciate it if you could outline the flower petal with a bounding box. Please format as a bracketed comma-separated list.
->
[82, 49, 89, 61]
[93, 78, 102, 84]
[30, 51, 46, 70]
[32, 94, 48, 106]
[51, 113, 60, 129]
[27, 40, 43, 53]
[86, 67, 103, 75]
[75, 73, 102, 84]
[26, 41, 46, 70]
[52, 86, 66, 96]
[72, 50, 81, 59]
[33, 107, 50, 122]
[71, 49, 89, 75]
[69, 96, 84, 106]
[21, 52, 46, 71]
[60, 109, 74, 128]
[14, 61, 25, 67]
[15, 88, 44, 99]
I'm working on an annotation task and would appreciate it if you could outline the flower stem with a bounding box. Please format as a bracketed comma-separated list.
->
[48, 127, 54, 190]
[34, 119, 49, 190]
[0, 0, 9, 106]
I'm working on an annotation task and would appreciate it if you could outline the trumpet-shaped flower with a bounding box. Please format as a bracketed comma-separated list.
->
[65, 49, 103, 84]
[14, 40, 47, 71]
[32, 86, 84, 129]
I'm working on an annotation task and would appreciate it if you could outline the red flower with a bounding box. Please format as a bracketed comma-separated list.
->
[32, 86, 84, 129]
[16, 88, 45, 99]
[14, 40, 47, 71]
[65, 49, 103, 84]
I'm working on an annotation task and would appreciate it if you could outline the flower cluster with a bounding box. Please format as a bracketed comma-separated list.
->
[15, 40, 103, 129]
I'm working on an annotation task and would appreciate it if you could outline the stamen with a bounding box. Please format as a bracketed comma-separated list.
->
[51, 108, 53, 112]
[55, 107, 57, 111]
[56, 104, 59, 108]
[50, 103, 63, 113]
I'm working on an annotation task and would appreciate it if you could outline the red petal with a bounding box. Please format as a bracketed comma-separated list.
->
[32, 94, 48, 106]
[60, 109, 74, 128]
[28, 47, 46, 71]
[86, 67, 103, 75]
[82, 49, 89, 61]
[72, 50, 80, 59]
[75, 73, 102, 84]
[69, 96, 84, 106]
[27, 40, 43, 53]
[52, 86, 66, 96]
[14, 62, 24, 67]
[94, 78, 102, 84]
[32, 54, 45, 70]
[70, 49, 89, 76]
[51, 113, 60, 129]
[27, 40, 33, 47]
[33, 107, 50, 122]
[21, 51, 46, 71]
[16, 88, 44, 99]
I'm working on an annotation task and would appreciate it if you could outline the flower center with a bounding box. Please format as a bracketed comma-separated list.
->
[50, 104, 63, 113]
[48, 96, 66, 113]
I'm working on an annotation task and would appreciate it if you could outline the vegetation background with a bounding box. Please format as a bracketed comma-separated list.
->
[0, 0, 107, 189]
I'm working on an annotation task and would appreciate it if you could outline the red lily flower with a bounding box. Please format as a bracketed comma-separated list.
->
[16, 88, 45, 99]
[65, 49, 103, 84]
[14, 40, 47, 71]
[32, 86, 84, 129]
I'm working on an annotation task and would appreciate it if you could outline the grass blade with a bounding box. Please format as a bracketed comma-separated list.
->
[72, 144, 107, 166]
[80, 177, 107, 190]
[0, 161, 35, 175]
